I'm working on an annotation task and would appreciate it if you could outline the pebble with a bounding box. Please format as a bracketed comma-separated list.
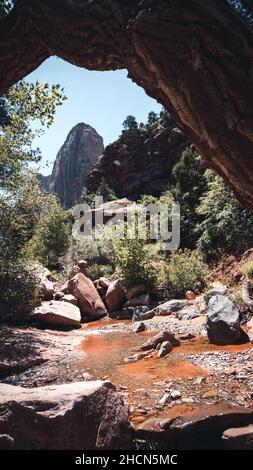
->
[120, 384, 128, 390]
[171, 390, 182, 400]
[181, 398, 195, 404]
[132, 322, 146, 333]
[224, 368, 236, 376]
[158, 393, 170, 407]
[201, 390, 217, 399]
[193, 377, 205, 385]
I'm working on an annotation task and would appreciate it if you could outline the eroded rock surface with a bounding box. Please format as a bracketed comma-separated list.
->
[0, 381, 131, 450]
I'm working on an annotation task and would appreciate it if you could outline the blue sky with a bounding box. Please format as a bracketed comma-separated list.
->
[27, 57, 162, 175]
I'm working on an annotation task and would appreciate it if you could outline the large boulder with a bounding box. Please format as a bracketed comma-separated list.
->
[105, 279, 126, 312]
[68, 273, 107, 320]
[206, 295, 243, 344]
[31, 300, 81, 328]
[94, 277, 110, 299]
[0, 381, 131, 450]
[78, 259, 88, 275]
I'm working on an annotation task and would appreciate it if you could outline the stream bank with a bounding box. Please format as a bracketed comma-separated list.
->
[1, 314, 253, 449]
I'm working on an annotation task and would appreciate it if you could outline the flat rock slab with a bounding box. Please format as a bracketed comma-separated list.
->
[136, 404, 253, 440]
[0, 326, 83, 384]
[222, 424, 253, 449]
[32, 300, 81, 328]
[0, 381, 131, 450]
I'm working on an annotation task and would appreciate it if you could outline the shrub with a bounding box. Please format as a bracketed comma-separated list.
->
[0, 257, 39, 323]
[160, 249, 208, 298]
[73, 225, 116, 266]
[114, 238, 157, 286]
[241, 261, 253, 279]
[86, 263, 114, 281]
[27, 197, 70, 269]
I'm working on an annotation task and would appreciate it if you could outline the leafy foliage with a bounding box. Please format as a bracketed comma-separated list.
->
[122, 115, 138, 130]
[78, 178, 116, 208]
[86, 263, 114, 281]
[114, 238, 157, 286]
[0, 81, 66, 191]
[241, 261, 253, 279]
[196, 172, 253, 258]
[171, 147, 207, 249]
[26, 196, 70, 269]
[0, 259, 39, 323]
[160, 250, 208, 298]
[0, 78, 67, 321]
[147, 111, 159, 125]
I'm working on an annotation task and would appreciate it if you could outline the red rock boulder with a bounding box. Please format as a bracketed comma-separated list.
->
[105, 279, 126, 312]
[69, 273, 107, 320]
[0, 381, 131, 450]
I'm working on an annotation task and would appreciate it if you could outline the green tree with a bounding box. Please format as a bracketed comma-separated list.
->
[196, 172, 253, 258]
[114, 237, 157, 286]
[147, 111, 158, 125]
[78, 179, 116, 208]
[96, 178, 116, 203]
[171, 147, 207, 249]
[26, 196, 70, 269]
[0, 78, 67, 320]
[0, 81, 66, 191]
[122, 115, 138, 131]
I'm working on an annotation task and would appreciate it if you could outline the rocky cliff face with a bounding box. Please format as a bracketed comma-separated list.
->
[48, 123, 104, 208]
[87, 116, 189, 198]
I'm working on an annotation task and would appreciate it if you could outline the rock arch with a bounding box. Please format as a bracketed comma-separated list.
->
[1, 0, 253, 208]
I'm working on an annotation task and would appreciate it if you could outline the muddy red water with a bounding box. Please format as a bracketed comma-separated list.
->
[78, 320, 252, 425]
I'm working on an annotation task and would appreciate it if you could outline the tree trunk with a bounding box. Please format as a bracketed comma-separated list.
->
[1, 0, 253, 209]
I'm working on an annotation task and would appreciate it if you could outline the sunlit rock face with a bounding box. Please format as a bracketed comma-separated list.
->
[48, 123, 104, 208]
[88, 116, 189, 198]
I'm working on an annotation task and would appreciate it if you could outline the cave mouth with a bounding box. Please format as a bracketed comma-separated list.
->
[2, 0, 253, 209]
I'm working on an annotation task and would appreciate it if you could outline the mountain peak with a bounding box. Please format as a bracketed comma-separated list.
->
[48, 123, 104, 208]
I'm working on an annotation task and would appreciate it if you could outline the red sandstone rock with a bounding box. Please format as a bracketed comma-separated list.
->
[222, 424, 253, 449]
[0, 381, 131, 450]
[68, 273, 107, 320]
[246, 317, 253, 343]
[39, 277, 55, 301]
[185, 291, 196, 301]
[140, 330, 180, 351]
[105, 279, 126, 312]
[31, 300, 81, 328]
